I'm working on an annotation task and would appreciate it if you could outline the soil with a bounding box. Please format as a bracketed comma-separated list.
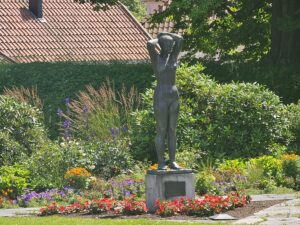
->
[75, 200, 286, 221]
[226, 200, 285, 219]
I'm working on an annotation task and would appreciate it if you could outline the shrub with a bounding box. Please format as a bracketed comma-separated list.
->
[217, 159, 246, 176]
[0, 96, 47, 166]
[204, 61, 300, 104]
[64, 168, 92, 190]
[27, 140, 95, 191]
[286, 102, 300, 153]
[91, 139, 135, 179]
[0, 165, 30, 198]
[248, 156, 283, 179]
[195, 171, 216, 195]
[131, 64, 289, 161]
[245, 155, 283, 190]
[281, 154, 300, 181]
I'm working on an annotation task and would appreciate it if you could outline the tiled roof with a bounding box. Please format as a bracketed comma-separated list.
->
[0, 0, 151, 63]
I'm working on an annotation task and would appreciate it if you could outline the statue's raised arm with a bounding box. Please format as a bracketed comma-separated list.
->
[147, 39, 159, 71]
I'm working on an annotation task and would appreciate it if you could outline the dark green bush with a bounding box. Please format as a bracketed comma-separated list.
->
[0, 62, 153, 137]
[0, 96, 47, 166]
[286, 102, 300, 153]
[204, 61, 300, 104]
[131, 64, 289, 161]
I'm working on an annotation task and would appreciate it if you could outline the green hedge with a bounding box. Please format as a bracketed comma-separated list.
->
[203, 61, 300, 104]
[0, 62, 153, 137]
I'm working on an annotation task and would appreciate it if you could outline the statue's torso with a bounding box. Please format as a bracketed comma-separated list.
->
[154, 57, 179, 101]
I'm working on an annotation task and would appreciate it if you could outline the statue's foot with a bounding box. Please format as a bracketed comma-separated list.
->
[158, 162, 167, 170]
[170, 161, 182, 170]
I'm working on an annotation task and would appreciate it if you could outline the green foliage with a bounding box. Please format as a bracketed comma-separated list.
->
[0, 96, 46, 166]
[0, 62, 153, 138]
[152, 0, 272, 62]
[218, 159, 246, 176]
[195, 172, 216, 195]
[26, 140, 95, 191]
[121, 0, 146, 21]
[246, 156, 283, 190]
[248, 156, 283, 179]
[281, 154, 300, 189]
[61, 82, 139, 142]
[287, 102, 300, 153]
[282, 159, 300, 181]
[74, 0, 146, 20]
[0, 165, 30, 198]
[64, 168, 92, 190]
[92, 139, 135, 179]
[204, 61, 300, 104]
[131, 64, 289, 161]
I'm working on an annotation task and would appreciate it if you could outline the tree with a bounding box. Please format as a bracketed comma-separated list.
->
[75, 0, 146, 21]
[150, 0, 300, 64]
[75, 0, 300, 63]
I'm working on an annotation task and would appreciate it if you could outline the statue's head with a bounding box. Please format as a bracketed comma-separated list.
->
[158, 34, 174, 55]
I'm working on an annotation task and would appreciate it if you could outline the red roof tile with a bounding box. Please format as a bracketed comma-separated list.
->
[0, 0, 151, 63]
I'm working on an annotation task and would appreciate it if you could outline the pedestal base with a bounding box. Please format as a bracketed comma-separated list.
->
[145, 169, 195, 212]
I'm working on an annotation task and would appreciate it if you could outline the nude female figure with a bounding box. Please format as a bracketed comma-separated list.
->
[147, 32, 183, 170]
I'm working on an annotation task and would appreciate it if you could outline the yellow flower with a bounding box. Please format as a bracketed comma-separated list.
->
[149, 164, 158, 170]
[282, 154, 299, 161]
[65, 167, 91, 179]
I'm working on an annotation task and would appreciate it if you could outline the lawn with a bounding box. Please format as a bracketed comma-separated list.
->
[0, 217, 223, 225]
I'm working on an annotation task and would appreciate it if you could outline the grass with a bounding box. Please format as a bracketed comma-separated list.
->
[0, 216, 223, 225]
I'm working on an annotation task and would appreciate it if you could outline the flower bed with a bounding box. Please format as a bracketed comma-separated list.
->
[39, 191, 250, 217]
[156, 192, 251, 216]
[40, 197, 147, 216]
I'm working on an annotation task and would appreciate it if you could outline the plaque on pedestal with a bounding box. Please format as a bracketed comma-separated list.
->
[145, 169, 195, 212]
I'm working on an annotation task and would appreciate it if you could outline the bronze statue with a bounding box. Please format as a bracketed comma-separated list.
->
[147, 32, 183, 170]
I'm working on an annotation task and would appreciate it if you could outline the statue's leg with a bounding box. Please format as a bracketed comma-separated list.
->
[168, 99, 181, 169]
[154, 97, 168, 170]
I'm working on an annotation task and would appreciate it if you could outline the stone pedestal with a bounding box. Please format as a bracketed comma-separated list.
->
[145, 169, 195, 212]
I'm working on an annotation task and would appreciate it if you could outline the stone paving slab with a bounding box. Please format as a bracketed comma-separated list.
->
[234, 198, 300, 225]
[251, 193, 299, 202]
[0, 208, 39, 217]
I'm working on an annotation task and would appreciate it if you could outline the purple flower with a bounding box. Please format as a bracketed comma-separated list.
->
[83, 105, 88, 113]
[122, 126, 127, 132]
[65, 97, 71, 105]
[63, 120, 71, 129]
[57, 108, 63, 117]
[111, 128, 116, 136]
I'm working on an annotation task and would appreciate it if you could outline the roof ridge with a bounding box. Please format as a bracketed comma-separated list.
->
[119, 2, 152, 40]
[0, 51, 16, 63]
